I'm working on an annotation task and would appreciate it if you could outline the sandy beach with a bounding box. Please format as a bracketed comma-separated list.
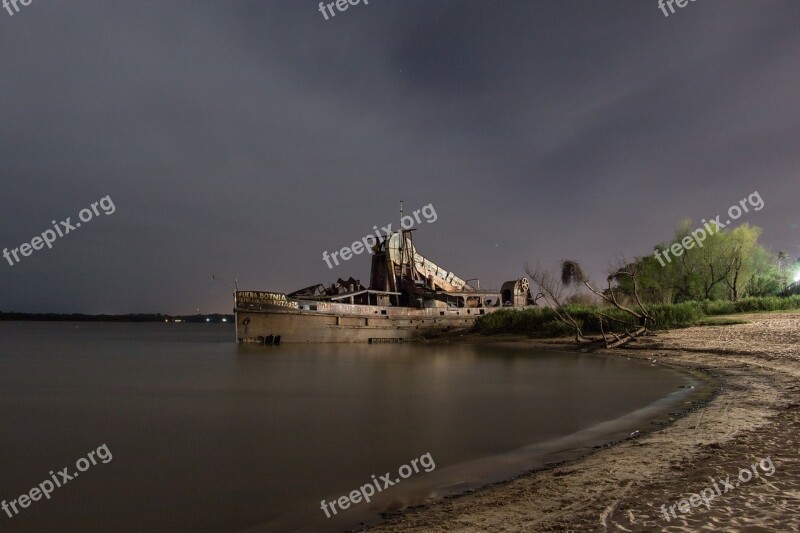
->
[370, 312, 800, 532]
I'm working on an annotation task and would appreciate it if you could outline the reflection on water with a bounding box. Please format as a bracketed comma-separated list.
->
[0, 322, 703, 532]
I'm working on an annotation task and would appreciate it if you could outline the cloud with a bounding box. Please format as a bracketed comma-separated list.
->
[1, 0, 798, 312]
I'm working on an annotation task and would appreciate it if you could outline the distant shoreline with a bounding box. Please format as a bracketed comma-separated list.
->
[0, 312, 234, 323]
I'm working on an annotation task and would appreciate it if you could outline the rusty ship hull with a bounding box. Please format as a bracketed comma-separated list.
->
[235, 297, 507, 344]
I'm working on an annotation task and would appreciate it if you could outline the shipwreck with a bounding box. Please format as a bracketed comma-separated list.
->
[235, 228, 534, 344]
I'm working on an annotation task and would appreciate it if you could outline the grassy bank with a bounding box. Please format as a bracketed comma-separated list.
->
[474, 295, 800, 337]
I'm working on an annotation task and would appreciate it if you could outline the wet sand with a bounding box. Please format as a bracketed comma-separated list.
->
[368, 312, 800, 532]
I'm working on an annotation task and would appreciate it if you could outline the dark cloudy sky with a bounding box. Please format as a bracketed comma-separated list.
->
[1, 0, 798, 314]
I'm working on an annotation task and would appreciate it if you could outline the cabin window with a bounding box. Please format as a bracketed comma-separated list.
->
[381, 310, 387, 315]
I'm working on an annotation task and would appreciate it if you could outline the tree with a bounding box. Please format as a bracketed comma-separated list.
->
[524, 262, 589, 343]
[632, 220, 778, 303]
[777, 250, 789, 292]
[561, 260, 654, 345]
[722, 224, 761, 301]
[694, 223, 732, 300]
[746, 246, 782, 297]
[525, 260, 653, 348]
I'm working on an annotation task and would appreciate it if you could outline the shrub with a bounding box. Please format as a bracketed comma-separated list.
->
[699, 300, 735, 315]
[648, 302, 704, 329]
[542, 319, 577, 338]
[474, 308, 555, 335]
[474, 295, 800, 337]
[732, 295, 800, 313]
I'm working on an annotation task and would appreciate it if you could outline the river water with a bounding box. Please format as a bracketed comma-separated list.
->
[0, 322, 708, 532]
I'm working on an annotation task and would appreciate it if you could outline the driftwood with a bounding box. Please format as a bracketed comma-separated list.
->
[525, 260, 654, 348]
[605, 326, 647, 348]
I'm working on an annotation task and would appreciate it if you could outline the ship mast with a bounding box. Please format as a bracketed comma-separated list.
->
[396, 200, 404, 305]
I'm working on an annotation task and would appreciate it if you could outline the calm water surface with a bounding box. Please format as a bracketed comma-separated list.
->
[0, 322, 706, 532]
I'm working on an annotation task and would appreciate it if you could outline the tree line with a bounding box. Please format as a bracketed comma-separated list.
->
[624, 220, 797, 304]
[521, 220, 799, 347]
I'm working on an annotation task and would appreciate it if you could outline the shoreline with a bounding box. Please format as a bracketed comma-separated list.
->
[367, 311, 800, 531]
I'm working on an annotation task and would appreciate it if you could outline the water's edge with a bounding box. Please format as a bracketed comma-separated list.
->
[259, 354, 717, 533]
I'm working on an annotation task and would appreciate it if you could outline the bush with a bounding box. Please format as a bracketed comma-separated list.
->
[474, 308, 555, 335]
[474, 295, 800, 337]
[732, 295, 800, 313]
[542, 319, 577, 338]
[649, 302, 704, 329]
[475, 305, 638, 337]
[699, 300, 735, 315]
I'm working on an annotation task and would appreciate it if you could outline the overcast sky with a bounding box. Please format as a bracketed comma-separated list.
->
[1, 0, 798, 314]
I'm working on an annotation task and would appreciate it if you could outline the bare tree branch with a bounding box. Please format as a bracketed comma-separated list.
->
[525, 262, 598, 343]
